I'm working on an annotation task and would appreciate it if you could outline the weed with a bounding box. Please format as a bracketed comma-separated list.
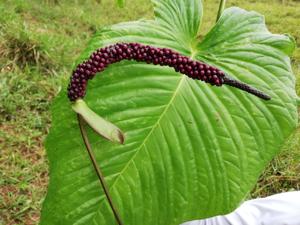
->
[0, 26, 56, 75]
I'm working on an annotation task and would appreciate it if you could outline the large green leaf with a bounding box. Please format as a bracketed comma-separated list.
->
[41, 1, 297, 225]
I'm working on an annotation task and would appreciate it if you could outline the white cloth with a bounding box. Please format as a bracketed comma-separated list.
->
[182, 191, 300, 225]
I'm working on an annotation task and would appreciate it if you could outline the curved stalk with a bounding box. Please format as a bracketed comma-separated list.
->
[216, 0, 227, 22]
[77, 114, 124, 225]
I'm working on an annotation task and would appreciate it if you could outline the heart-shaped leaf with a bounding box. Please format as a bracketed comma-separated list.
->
[41, 1, 297, 225]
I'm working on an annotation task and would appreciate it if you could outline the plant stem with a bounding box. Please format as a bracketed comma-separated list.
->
[77, 114, 124, 225]
[216, 0, 226, 22]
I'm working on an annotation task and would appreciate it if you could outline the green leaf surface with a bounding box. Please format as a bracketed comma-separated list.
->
[41, 1, 298, 225]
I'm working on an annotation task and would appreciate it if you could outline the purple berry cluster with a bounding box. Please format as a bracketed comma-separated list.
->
[68, 43, 226, 101]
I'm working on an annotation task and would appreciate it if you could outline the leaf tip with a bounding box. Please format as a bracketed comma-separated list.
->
[284, 33, 296, 55]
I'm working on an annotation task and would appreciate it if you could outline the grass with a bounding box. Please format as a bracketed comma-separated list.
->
[0, 0, 299, 224]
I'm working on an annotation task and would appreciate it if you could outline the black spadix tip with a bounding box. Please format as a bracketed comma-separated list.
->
[223, 76, 271, 101]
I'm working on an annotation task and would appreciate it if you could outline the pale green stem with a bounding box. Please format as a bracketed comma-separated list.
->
[216, 0, 227, 22]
